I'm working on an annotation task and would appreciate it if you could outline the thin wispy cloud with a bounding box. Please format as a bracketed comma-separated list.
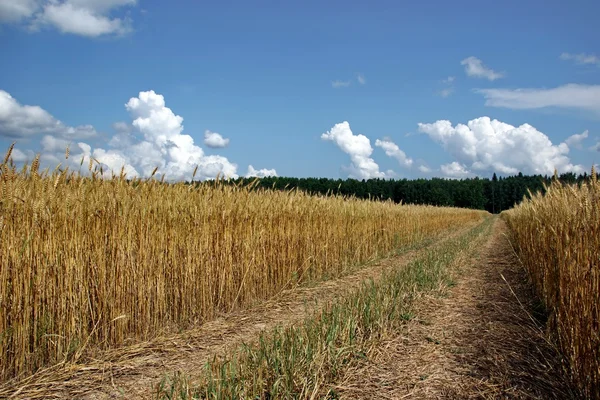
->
[475, 84, 600, 113]
[564, 130, 589, 149]
[438, 76, 455, 97]
[331, 80, 351, 88]
[461, 56, 504, 81]
[560, 52, 600, 67]
[439, 88, 454, 98]
[357, 73, 366, 85]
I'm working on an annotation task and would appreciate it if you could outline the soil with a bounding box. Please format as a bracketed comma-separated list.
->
[334, 218, 575, 399]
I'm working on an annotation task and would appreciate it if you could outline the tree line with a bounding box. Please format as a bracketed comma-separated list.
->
[211, 171, 598, 213]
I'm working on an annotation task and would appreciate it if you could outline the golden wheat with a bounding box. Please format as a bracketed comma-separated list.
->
[0, 148, 485, 382]
[503, 169, 599, 399]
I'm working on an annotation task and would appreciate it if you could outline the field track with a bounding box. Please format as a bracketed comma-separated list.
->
[1, 218, 576, 399]
[334, 218, 575, 399]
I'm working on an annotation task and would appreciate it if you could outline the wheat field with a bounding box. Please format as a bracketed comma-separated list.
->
[0, 146, 485, 382]
[503, 169, 600, 399]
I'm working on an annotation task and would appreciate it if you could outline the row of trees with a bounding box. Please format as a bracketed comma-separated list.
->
[216, 171, 598, 213]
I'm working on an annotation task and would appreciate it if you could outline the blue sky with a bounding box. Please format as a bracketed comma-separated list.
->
[0, 0, 599, 180]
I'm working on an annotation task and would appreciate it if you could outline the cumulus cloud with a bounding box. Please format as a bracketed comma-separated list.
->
[0, 0, 136, 37]
[475, 84, 600, 114]
[40, 134, 72, 153]
[357, 74, 366, 85]
[9, 148, 31, 163]
[375, 138, 413, 168]
[418, 165, 431, 173]
[113, 90, 238, 180]
[441, 162, 472, 179]
[564, 130, 589, 149]
[418, 116, 584, 176]
[246, 165, 277, 178]
[331, 80, 351, 88]
[5, 90, 244, 181]
[321, 121, 390, 179]
[560, 52, 600, 67]
[591, 142, 600, 152]
[0, 90, 97, 139]
[203, 130, 230, 148]
[36, 1, 133, 36]
[0, 0, 39, 22]
[461, 56, 504, 81]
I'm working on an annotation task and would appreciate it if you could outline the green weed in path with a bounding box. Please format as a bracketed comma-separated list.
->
[154, 217, 494, 400]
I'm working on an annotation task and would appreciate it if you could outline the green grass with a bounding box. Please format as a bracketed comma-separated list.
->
[154, 217, 494, 400]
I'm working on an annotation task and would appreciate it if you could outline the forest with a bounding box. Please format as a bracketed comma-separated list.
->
[218, 171, 598, 213]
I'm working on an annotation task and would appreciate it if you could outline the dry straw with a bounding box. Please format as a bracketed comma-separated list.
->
[0, 146, 483, 382]
[503, 167, 600, 399]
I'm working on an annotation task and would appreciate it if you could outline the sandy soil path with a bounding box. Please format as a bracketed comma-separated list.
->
[335, 218, 576, 399]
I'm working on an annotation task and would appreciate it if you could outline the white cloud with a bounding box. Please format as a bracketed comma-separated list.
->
[10, 148, 31, 163]
[203, 130, 230, 148]
[119, 90, 237, 180]
[441, 162, 472, 179]
[40, 134, 71, 152]
[246, 165, 277, 178]
[331, 80, 351, 88]
[6, 90, 243, 181]
[0, 0, 39, 22]
[418, 165, 431, 173]
[36, 1, 132, 36]
[461, 56, 504, 81]
[591, 142, 600, 152]
[438, 76, 455, 97]
[418, 116, 584, 176]
[357, 74, 366, 85]
[439, 88, 453, 98]
[564, 130, 589, 149]
[375, 138, 413, 168]
[475, 84, 600, 113]
[0, 90, 97, 139]
[560, 52, 600, 67]
[0, 0, 136, 37]
[67, 0, 136, 14]
[321, 121, 390, 179]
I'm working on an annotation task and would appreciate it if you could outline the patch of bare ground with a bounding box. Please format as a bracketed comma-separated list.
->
[0, 223, 480, 400]
[335, 218, 577, 400]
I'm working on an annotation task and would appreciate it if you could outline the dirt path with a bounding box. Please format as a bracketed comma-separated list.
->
[335, 218, 576, 399]
[1, 223, 480, 400]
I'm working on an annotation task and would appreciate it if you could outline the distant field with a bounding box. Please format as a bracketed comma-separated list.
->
[0, 147, 485, 382]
